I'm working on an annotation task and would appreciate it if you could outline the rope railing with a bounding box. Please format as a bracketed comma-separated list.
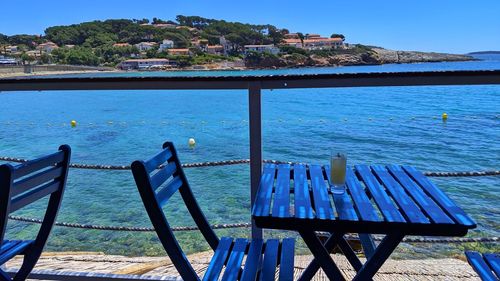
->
[1, 156, 499, 177]
[8, 215, 499, 244]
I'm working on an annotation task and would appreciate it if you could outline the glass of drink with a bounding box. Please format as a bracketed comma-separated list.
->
[330, 152, 347, 195]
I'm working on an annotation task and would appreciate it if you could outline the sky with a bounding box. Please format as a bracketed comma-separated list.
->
[1, 0, 499, 54]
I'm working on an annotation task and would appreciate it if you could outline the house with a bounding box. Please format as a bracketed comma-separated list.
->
[303, 37, 344, 50]
[113, 43, 131, 48]
[206, 45, 224, 55]
[282, 39, 303, 48]
[244, 44, 280, 55]
[158, 40, 174, 52]
[65, 45, 75, 48]
[119, 58, 170, 70]
[305, 34, 322, 39]
[37, 42, 58, 53]
[219, 36, 232, 55]
[135, 42, 157, 52]
[5, 45, 18, 53]
[168, 48, 190, 56]
[284, 33, 300, 39]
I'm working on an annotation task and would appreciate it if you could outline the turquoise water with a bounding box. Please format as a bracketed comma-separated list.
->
[1, 56, 499, 257]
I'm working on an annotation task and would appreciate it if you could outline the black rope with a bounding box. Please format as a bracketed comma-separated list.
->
[1, 156, 498, 177]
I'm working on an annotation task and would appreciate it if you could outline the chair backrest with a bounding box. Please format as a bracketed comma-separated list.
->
[0, 145, 71, 245]
[131, 141, 219, 281]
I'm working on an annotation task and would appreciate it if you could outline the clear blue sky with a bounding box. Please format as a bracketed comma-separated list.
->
[1, 0, 499, 54]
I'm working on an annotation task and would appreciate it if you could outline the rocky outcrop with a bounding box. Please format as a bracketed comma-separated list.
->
[245, 48, 474, 69]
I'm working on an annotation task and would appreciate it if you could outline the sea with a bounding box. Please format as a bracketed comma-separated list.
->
[0, 54, 499, 257]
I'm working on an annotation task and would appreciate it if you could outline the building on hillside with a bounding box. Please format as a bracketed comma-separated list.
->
[158, 39, 174, 52]
[244, 44, 279, 55]
[168, 48, 191, 56]
[282, 39, 302, 48]
[65, 44, 75, 48]
[38, 42, 58, 53]
[303, 37, 344, 50]
[206, 45, 224, 55]
[135, 42, 157, 52]
[219, 36, 232, 55]
[176, 26, 198, 32]
[5, 45, 18, 53]
[284, 33, 299, 39]
[305, 34, 322, 39]
[119, 58, 170, 70]
[113, 43, 131, 48]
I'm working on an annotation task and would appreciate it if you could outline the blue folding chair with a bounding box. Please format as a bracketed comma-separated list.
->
[0, 145, 71, 281]
[466, 251, 499, 281]
[131, 142, 295, 281]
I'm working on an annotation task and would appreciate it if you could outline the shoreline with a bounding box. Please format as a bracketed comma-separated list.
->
[0, 57, 480, 79]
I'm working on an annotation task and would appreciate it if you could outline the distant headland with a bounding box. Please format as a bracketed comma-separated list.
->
[0, 15, 474, 75]
[467, 51, 500, 55]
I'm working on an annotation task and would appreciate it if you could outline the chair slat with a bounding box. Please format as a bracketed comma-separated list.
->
[12, 166, 63, 197]
[10, 181, 60, 213]
[221, 238, 248, 281]
[466, 251, 498, 281]
[272, 164, 291, 218]
[355, 165, 406, 223]
[156, 176, 183, 207]
[203, 237, 233, 281]
[144, 148, 172, 173]
[150, 162, 176, 191]
[240, 239, 264, 281]
[252, 164, 276, 217]
[324, 165, 358, 221]
[403, 166, 476, 227]
[372, 165, 429, 224]
[260, 239, 279, 281]
[309, 165, 334, 220]
[278, 238, 295, 281]
[344, 166, 381, 222]
[0, 240, 33, 265]
[388, 165, 453, 224]
[12, 151, 64, 179]
[293, 164, 314, 219]
[484, 253, 500, 278]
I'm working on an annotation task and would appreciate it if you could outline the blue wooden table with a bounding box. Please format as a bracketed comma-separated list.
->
[252, 164, 476, 280]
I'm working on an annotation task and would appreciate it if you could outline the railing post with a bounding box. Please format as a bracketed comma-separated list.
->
[248, 81, 263, 239]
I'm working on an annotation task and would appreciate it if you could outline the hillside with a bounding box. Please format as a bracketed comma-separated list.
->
[0, 15, 474, 70]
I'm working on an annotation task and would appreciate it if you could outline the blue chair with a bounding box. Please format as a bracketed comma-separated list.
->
[131, 142, 295, 281]
[466, 251, 499, 281]
[0, 145, 71, 281]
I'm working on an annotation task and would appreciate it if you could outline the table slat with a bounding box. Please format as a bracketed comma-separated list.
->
[345, 166, 381, 222]
[355, 165, 406, 223]
[309, 165, 335, 220]
[372, 165, 429, 224]
[293, 164, 314, 219]
[403, 166, 476, 227]
[324, 165, 358, 221]
[388, 165, 454, 224]
[272, 164, 291, 218]
[252, 164, 276, 217]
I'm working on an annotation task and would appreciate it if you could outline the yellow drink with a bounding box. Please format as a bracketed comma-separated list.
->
[330, 153, 346, 194]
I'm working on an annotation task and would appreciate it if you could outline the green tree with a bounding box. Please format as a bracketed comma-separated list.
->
[20, 52, 35, 65]
[330, 34, 345, 41]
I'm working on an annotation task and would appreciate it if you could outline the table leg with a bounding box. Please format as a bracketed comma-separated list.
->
[353, 233, 404, 281]
[359, 233, 376, 259]
[301, 232, 363, 280]
[299, 230, 345, 281]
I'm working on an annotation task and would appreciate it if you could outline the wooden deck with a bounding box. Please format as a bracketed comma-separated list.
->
[5, 251, 481, 280]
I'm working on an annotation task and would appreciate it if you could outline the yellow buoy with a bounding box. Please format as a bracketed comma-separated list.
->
[442, 113, 448, 121]
[188, 138, 196, 148]
[70, 120, 77, 127]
